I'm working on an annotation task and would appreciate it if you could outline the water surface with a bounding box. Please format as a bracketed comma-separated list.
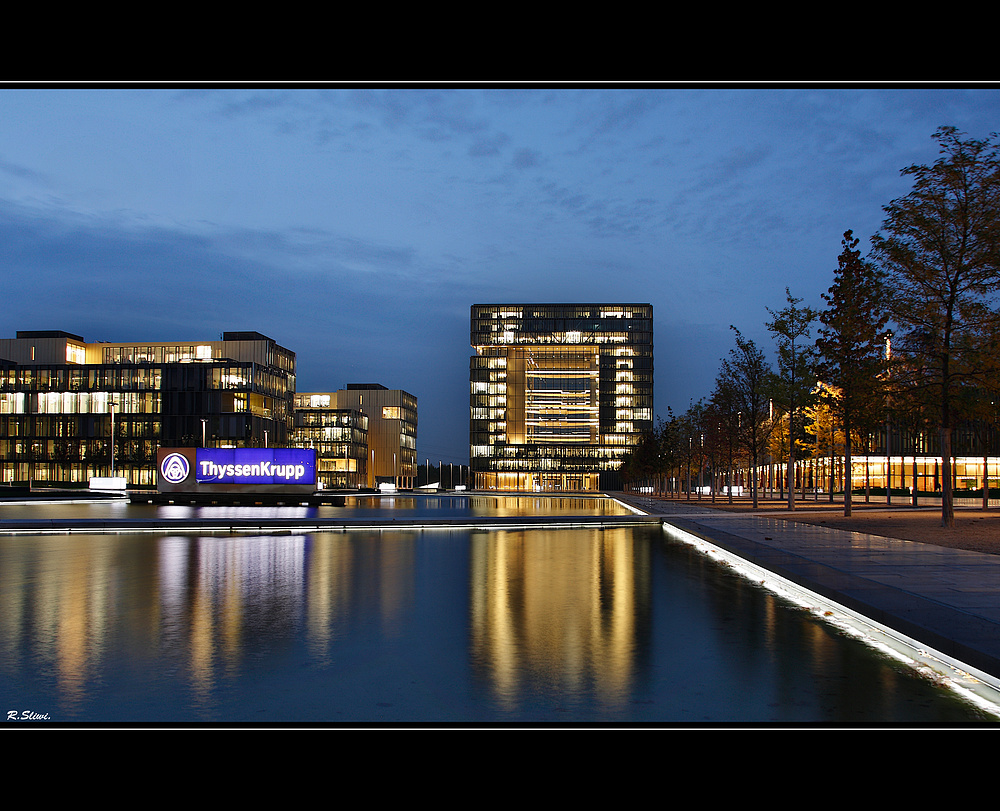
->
[0, 521, 990, 725]
[0, 493, 634, 522]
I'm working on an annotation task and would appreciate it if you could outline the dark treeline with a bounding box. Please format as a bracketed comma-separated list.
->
[621, 127, 1000, 528]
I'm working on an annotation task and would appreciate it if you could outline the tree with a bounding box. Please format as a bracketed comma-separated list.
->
[711, 371, 742, 503]
[619, 428, 658, 491]
[815, 230, 890, 517]
[656, 410, 681, 496]
[802, 391, 846, 498]
[766, 287, 819, 511]
[717, 327, 774, 508]
[700, 400, 728, 503]
[872, 127, 1000, 527]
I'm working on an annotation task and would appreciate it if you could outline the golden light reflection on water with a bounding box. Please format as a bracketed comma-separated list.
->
[0, 536, 120, 715]
[1, 526, 647, 715]
[1, 520, 990, 722]
[157, 534, 307, 706]
[469, 527, 647, 710]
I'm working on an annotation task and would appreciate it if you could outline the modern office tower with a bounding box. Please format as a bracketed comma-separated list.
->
[0, 330, 296, 487]
[470, 304, 653, 491]
[294, 385, 417, 489]
[291, 393, 368, 489]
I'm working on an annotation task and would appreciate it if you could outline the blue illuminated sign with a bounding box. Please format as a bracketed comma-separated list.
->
[195, 448, 316, 486]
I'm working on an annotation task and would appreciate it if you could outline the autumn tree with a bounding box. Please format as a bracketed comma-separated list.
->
[802, 389, 848, 497]
[872, 127, 1000, 527]
[815, 230, 890, 517]
[766, 287, 819, 511]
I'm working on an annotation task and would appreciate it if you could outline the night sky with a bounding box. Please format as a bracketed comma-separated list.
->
[1, 85, 997, 463]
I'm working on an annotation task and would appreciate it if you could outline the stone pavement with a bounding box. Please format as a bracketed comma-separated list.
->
[622, 495, 1000, 685]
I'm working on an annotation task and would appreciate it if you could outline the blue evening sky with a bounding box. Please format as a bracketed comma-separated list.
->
[1, 85, 997, 463]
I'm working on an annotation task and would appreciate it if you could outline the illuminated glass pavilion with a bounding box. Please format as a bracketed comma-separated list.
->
[470, 304, 653, 491]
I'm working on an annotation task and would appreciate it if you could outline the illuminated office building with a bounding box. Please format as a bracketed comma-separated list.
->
[294, 385, 417, 489]
[0, 330, 296, 487]
[470, 304, 653, 491]
[291, 394, 368, 489]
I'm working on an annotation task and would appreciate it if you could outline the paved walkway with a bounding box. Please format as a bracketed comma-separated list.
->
[622, 495, 1000, 685]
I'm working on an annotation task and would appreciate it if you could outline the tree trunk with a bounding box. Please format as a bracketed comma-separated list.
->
[941, 426, 955, 527]
[786, 452, 794, 510]
[844, 432, 853, 517]
[984, 451, 989, 511]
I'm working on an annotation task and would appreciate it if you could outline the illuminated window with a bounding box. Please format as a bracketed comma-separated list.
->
[66, 344, 86, 364]
[382, 406, 400, 419]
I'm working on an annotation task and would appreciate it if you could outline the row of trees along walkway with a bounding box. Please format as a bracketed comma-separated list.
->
[621, 127, 1000, 528]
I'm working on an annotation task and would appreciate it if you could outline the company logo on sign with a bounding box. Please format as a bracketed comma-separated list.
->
[160, 452, 191, 484]
[195, 448, 316, 486]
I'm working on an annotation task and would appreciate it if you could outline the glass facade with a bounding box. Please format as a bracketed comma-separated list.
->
[755, 422, 1000, 499]
[470, 304, 653, 491]
[293, 387, 417, 489]
[291, 405, 368, 489]
[0, 331, 295, 487]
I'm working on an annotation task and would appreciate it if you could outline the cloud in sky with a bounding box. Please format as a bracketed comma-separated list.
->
[1, 85, 998, 462]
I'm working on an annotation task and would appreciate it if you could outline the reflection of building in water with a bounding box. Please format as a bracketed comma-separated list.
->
[470, 305, 653, 492]
[158, 535, 306, 693]
[303, 532, 417, 663]
[468, 527, 648, 707]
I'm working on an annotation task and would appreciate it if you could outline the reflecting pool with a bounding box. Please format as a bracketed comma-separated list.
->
[0, 494, 635, 523]
[0, 522, 992, 725]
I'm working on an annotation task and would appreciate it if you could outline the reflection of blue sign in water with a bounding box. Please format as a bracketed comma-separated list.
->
[160, 452, 191, 484]
[195, 448, 316, 485]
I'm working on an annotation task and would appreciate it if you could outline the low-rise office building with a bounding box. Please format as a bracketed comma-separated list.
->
[470, 304, 653, 491]
[293, 385, 417, 489]
[0, 329, 296, 487]
[291, 395, 368, 489]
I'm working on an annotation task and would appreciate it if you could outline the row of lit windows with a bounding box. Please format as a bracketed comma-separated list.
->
[316, 457, 361, 472]
[1, 461, 158, 486]
[474, 305, 651, 318]
[293, 425, 366, 442]
[0, 366, 165, 392]
[103, 345, 216, 364]
[294, 411, 368, 430]
[0, 438, 158, 460]
[308, 443, 367, 460]
[483, 457, 627, 472]
[0, 391, 165, 415]
[471, 442, 633, 458]
[0, 417, 162, 439]
[0, 363, 291, 397]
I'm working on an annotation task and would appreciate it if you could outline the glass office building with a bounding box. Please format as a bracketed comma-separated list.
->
[470, 304, 653, 491]
[0, 330, 296, 487]
[294, 385, 417, 489]
[291, 395, 369, 490]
